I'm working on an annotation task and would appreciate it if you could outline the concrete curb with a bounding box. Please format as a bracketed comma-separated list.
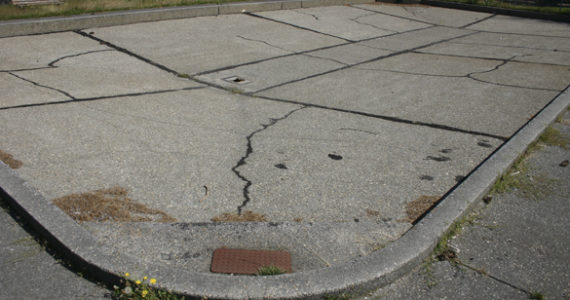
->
[0, 0, 373, 37]
[1, 82, 568, 298]
[420, 0, 570, 23]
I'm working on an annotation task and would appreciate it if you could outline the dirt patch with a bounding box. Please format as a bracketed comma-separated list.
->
[404, 195, 440, 223]
[211, 210, 268, 222]
[52, 187, 176, 223]
[0, 150, 23, 169]
[366, 208, 380, 217]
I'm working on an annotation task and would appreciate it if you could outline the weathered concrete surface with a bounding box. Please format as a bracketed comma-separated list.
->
[85, 14, 345, 75]
[420, 32, 570, 66]
[465, 14, 570, 37]
[0, 197, 110, 299]
[353, 3, 492, 27]
[256, 5, 431, 41]
[1, 3, 569, 299]
[361, 110, 570, 300]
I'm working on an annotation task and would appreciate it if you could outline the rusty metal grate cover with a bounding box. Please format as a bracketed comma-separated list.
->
[211, 248, 292, 275]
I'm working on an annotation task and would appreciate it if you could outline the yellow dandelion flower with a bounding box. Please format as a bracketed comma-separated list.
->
[125, 272, 130, 277]
[149, 278, 157, 285]
[143, 276, 148, 280]
[142, 290, 148, 297]
[135, 280, 141, 285]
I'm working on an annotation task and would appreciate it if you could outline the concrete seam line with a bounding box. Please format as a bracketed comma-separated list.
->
[0, 88, 568, 299]
[0, 0, 375, 38]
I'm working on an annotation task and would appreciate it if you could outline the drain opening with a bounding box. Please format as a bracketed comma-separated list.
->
[224, 76, 249, 84]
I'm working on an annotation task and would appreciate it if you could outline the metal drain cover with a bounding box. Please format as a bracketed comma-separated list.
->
[211, 248, 292, 275]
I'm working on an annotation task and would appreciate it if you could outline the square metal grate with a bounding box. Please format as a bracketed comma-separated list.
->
[211, 248, 292, 275]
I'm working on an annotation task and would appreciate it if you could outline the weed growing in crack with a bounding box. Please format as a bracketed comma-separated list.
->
[421, 260, 438, 289]
[529, 291, 545, 300]
[176, 73, 191, 79]
[433, 212, 480, 264]
[490, 126, 564, 200]
[538, 126, 569, 149]
[256, 265, 286, 276]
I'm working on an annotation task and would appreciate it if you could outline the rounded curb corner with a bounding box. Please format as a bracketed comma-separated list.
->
[0, 87, 568, 299]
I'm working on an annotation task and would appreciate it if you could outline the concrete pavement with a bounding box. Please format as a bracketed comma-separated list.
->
[360, 109, 570, 300]
[0, 2, 569, 299]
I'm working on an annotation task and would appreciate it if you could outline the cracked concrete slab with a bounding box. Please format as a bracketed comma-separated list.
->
[85, 14, 344, 75]
[1, 4, 570, 299]
[470, 61, 570, 91]
[257, 6, 430, 41]
[257, 58, 559, 138]
[235, 107, 502, 223]
[465, 14, 570, 37]
[367, 261, 528, 299]
[0, 32, 108, 71]
[353, 3, 492, 28]
[306, 43, 393, 65]
[1, 72, 69, 108]
[0, 88, 301, 222]
[419, 32, 570, 66]
[8, 50, 200, 100]
[364, 52, 502, 76]
[195, 53, 345, 93]
[359, 26, 472, 52]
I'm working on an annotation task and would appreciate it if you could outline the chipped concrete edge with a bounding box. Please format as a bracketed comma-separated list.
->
[1, 87, 568, 299]
[0, 0, 373, 37]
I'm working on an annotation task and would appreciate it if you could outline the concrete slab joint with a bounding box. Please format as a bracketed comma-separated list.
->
[1, 2, 570, 300]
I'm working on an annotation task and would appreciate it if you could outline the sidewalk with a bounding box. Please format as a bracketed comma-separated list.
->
[0, 2, 569, 298]
[360, 109, 570, 299]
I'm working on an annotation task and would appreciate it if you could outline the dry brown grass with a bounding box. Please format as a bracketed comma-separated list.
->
[404, 195, 440, 223]
[0, 149, 23, 169]
[53, 186, 176, 223]
[211, 210, 267, 222]
[366, 208, 380, 217]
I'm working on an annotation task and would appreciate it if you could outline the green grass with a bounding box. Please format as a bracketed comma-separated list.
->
[433, 212, 480, 260]
[538, 126, 569, 150]
[435, 0, 570, 15]
[529, 291, 545, 300]
[490, 126, 567, 199]
[0, 0, 251, 21]
[256, 265, 287, 276]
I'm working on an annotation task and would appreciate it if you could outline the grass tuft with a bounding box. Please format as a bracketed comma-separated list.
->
[490, 125, 566, 200]
[529, 291, 545, 300]
[256, 265, 286, 276]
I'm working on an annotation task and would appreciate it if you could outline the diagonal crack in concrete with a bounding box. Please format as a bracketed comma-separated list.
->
[232, 106, 305, 215]
[8, 72, 76, 100]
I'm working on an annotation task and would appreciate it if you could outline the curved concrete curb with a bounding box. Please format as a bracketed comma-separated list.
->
[0, 0, 373, 38]
[1, 86, 568, 299]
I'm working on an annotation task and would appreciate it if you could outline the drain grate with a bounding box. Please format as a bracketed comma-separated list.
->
[211, 248, 292, 275]
[223, 76, 250, 85]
